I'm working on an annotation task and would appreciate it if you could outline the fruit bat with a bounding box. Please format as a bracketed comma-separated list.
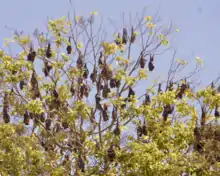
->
[95, 94, 103, 111]
[148, 55, 155, 71]
[137, 121, 143, 138]
[121, 98, 127, 109]
[23, 111, 30, 125]
[3, 92, 10, 123]
[115, 79, 121, 88]
[158, 83, 162, 94]
[12, 70, 17, 75]
[122, 28, 128, 44]
[102, 83, 110, 98]
[142, 120, 147, 136]
[112, 106, 117, 122]
[77, 53, 84, 69]
[45, 118, 52, 130]
[46, 43, 52, 58]
[90, 67, 97, 83]
[110, 78, 117, 88]
[140, 55, 146, 68]
[40, 113, 45, 122]
[102, 104, 109, 121]
[19, 80, 26, 90]
[43, 62, 52, 77]
[115, 33, 121, 45]
[27, 46, 36, 62]
[101, 65, 113, 80]
[98, 51, 104, 67]
[83, 64, 89, 79]
[164, 104, 174, 114]
[31, 71, 41, 98]
[84, 85, 89, 97]
[130, 26, 136, 43]
[66, 37, 72, 54]
[143, 94, 151, 105]
[70, 83, 75, 96]
[107, 145, 115, 162]
[168, 81, 174, 91]
[128, 86, 135, 101]
[201, 106, 206, 126]
[162, 110, 168, 121]
[80, 84, 86, 99]
[215, 106, 220, 118]
[62, 121, 69, 129]
[113, 120, 120, 136]
[78, 155, 85, 172]
[54, 123, 61, 133]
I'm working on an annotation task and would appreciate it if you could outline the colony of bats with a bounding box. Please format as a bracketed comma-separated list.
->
[1, 26, 220, 168]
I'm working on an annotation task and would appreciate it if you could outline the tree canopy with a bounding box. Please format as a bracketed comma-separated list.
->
[0, 7, 220, 176]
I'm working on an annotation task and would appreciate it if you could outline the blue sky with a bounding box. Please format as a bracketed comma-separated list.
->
[0, 0, 220, 87]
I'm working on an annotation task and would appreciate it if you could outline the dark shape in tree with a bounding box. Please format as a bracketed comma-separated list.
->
[27, 46, 36, 62]
[201, 105, 206, 126]
[98, 51, 104, 67]
[122, 28, 128, 44]
[95, 94, 103, 111]
[62, 121, 69, 129]
[70, 83, 75, 96]
[19, 80, 26, 90]
[115, 79, 121, 88]
[168, 81, 174, 91]
[130, 26, 136, 43]
[143, 93, 151, 105]
[115, 33, 121, 45]
[66, 37, 72, 54]
[3, 92, 10, 123]
[102, 83, 110, 98]
[128, 86, 135, 102]
[158, 83, 162, 94]
[112, 106, 117, 122]
[40, 113, 45, 123]
[148, 55, 155, 71]
[30, 70, 41, 99]
[83, 64, 89, 79]
[214, 106, 220, 118]
[102, 103, 109, 121]
[77, 53, 84, 69]
[23, 111, 30, 125]
[46, 43, 52, 58]
[78, 154, 85, 172]
[90, 66, 97, 83]
[43, 61, 52, 77]
[137, 121, 143, 138]
[113, 120, 120, 136]
[107, 145, 115, 162]
[142, 120, 147, 136]
[140, 55, 146, 68]
[110, 78, 117, 88]
[45, 118, 52, 130]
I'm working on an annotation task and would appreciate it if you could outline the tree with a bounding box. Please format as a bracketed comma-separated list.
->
[0, 7, 220, 176]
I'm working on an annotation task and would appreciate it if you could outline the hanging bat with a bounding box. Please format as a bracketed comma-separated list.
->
[128, 86, 135, 101]
[83, 64, 89, 79]
[90, 66, 97, 83]
[148, 55, 155, 71]
[66, 37, 72, 54]
[130, 26, 136, 43]
[46, 43, 52, 58]
[107, 145, 115, 162]
[27, 46, 36, 62]
[122, 28, 128, 44]
[140, 55, 146, 68]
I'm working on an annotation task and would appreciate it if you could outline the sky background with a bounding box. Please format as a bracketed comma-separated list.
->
[0, 0, 220, 87]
